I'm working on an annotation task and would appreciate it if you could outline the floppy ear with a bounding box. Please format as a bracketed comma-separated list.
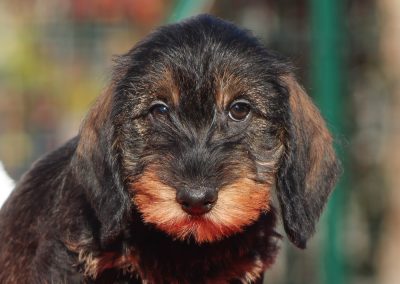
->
[276, 75, 340, 249]
[72, 86, 130, 247]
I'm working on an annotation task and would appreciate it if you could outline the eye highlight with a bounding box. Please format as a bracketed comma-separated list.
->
[149, 101, 169, 117]
[228, 100, 251, 121]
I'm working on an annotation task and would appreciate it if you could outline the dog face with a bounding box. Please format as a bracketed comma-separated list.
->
[75, 15, 339, 249]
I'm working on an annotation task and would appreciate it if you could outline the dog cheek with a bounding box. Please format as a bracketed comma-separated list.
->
[130, 170, 185, 227]
[209, 178, 271, 230]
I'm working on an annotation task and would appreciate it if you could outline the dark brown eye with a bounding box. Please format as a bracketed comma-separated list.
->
[150, 102, 169, 117]
[228, 101, 251, 121]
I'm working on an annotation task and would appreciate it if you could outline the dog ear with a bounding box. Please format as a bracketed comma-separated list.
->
[276, 75, 340, 249]
[72, 85, 130, 247]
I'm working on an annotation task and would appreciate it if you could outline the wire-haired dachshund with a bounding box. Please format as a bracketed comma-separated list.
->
[0, 14, 340, 283]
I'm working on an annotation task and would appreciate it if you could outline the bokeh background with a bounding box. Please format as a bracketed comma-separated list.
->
[0, 0, 398, 283]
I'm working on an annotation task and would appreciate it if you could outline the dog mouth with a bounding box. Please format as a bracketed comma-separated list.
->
[131, 169, 271, 243]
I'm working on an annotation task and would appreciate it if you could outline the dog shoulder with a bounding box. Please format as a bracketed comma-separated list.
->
[0, 136, 82, 281]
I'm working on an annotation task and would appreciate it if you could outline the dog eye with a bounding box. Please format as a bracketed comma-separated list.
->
[228, 101, 251, 121]
[150, 102, 169, 117]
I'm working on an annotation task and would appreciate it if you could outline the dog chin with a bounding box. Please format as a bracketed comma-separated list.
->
[155, 213, 249, 244]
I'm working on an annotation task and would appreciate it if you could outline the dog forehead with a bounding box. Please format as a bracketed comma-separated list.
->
[153, 62, 275, 114]
[120, 59, 279, 127]
[141, 65, 252, 117]
[117, 15, 291, 117]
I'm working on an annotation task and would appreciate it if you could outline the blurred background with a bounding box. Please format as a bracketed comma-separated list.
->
[0, 0, 398, 283]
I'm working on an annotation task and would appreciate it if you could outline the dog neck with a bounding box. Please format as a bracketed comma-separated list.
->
[68, 209, 280, 283]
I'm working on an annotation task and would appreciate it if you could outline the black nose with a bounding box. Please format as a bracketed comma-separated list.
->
[176, 187, 218, 215]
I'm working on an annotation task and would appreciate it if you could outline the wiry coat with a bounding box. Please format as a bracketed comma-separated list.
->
[0, 15, 340, 283]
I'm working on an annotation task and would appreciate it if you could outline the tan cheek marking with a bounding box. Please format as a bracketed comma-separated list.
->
[208, 178, 271, 230]
[131, 169, 187, 228]
[131, 168, 271, 244]
[192, 178, 271, 243]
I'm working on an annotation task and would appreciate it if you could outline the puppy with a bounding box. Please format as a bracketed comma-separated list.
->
[0, 15, 340, 283]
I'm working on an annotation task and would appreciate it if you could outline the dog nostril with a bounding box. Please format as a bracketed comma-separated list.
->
[176, 188, 217, 216]
[203, 201, 214, 212]
[180, 201, 190, 209]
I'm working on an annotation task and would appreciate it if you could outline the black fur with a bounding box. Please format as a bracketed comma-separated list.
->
[0, 15, 339, 283]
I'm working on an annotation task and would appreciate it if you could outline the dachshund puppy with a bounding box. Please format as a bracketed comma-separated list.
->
[0, 15, 340, 283]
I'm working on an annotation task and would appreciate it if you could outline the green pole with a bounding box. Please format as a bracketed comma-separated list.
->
[310, 0, 348, 284]
[167, 0, 211, 23]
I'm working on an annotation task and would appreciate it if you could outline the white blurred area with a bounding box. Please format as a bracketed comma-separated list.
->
[0, 161, 14, 208]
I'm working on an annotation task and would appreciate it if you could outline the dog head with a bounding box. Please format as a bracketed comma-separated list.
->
[74, 15, 340, 249]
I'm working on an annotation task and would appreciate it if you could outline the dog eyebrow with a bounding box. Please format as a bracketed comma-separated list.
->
[155, 68, 180, 107]
[215, 75, 241, 111]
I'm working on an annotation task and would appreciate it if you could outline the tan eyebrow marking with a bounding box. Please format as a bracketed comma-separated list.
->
[155, 68, 180, 107]
[215, 71, 250, 111]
